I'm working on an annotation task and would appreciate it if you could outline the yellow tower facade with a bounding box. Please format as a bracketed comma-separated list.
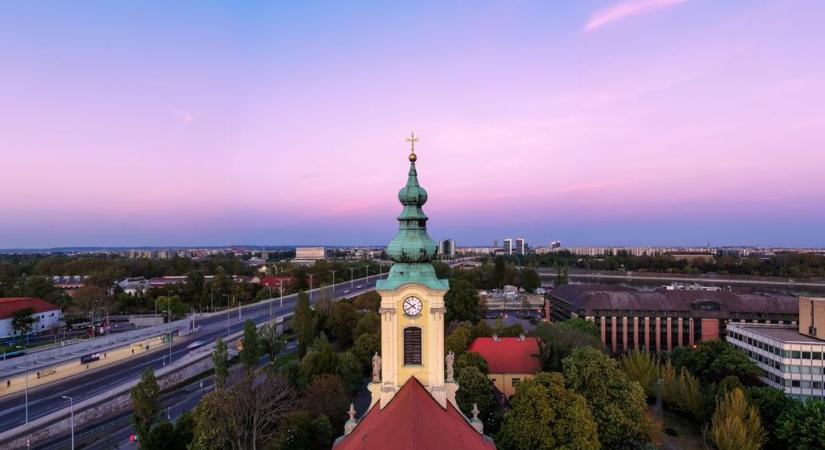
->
[369, 134, 456, 409]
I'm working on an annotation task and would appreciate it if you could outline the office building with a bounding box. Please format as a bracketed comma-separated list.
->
[293, 247, 326, 265]
[439, 239, 456, 258]
[515, 238, 526, 255]
[546, 284, 798, 354]
[503, 239, 513, 255]
[727, 297, 825, 400]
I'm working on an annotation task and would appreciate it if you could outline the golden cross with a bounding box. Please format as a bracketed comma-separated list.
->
[405, 131, 420, 154]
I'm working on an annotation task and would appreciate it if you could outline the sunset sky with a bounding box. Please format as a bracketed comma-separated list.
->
[2, 0, 824, 248]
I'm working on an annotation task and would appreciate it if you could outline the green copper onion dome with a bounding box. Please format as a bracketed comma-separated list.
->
[377, 135, 449, 291]
[386, 157, 438, 263]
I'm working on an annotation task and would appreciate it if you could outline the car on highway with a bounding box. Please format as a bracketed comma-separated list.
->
[344, 289, 351, 294]
[186, 340, 205, 350]
[356, 284, 363, 289]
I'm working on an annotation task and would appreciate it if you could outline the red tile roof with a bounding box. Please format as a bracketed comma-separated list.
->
[0, 298, 60, 320]
[468, 337, 541, 374]
[334, 377, 494, 450]
[259, 275, 294, 287]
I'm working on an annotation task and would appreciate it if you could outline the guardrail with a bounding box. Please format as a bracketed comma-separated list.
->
[0, 314, 293, 449]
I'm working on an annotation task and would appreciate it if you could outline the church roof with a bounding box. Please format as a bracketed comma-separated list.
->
[334, 377, 495, 450]
[468, 337, 541, 374]
[377, 140, 448, 291]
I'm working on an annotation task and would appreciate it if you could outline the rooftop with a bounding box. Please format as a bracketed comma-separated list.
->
[551, 284, 798, 317]
[468, 337, 541, 374]
[728, 323, 825, 345]
[334, 377, 493, 449]
[0, 298, 60, 320]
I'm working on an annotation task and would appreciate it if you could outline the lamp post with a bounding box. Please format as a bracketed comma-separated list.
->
[279, 280, 284, 308]
[62, 395, 74, 449]
[329, 270, 337, 300]
[24, 334, 29, 424]
[224, 294, 230, 338]
[308, 274, 314, 302]
[268, 285, 273, 322]
[364, 266, 370, 283]
[168, 301, 172, 365]
[349, 268, 355, 288]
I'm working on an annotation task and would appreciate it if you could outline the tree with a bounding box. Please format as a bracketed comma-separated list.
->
[155, 295, 187, 317]
[259, 323, 285, 364]
[143, 411, 194, 450]
[11, 307, 36, 339]
[353, 332, 380, 370]
[445, 322, 473, 358]
[131, 368, 161, 445]
[445, 278, 482, 323]
[330, 301, 359, 348]
[241, 320, 261, 373]
[213, 338, 229, 390]
[273, 411, 334, 450]
[455, 366, 501, 434]
[337, 351, 364, 393]
[671, 368, 706, 421]
[455, 351, 489, 378]
[775, 399, 825, 450]
[353, 311, 380, 340]
[496, 372, 599, 450]
[352, 291, 380, 311]
[554, 266, 569, 286]
[620, 350, 658, 398]
[563, 347, 649, 448]
[303, 374, 351, 431]
[746, 386, 796, 450]
[534, 322, 604, 371]
[293, 291, 316, 357]
[493, 256, 507, 288]
[558, 317, 600, 338]
[709, 387, 765, 450]
[301, 335, 340, 382]
[671, 340, 761, 385]
[519, 268, 540, 293]
[191, 372, 298, 450]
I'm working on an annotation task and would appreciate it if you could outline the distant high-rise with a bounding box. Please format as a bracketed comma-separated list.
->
[493, 240, 499, 249]
[439, 239, 456, 258]
[503, 238, 513, 254]
[515, 238, 526, 255]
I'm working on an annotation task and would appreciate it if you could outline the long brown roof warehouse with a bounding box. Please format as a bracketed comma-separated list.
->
[546, 284, 798, 353]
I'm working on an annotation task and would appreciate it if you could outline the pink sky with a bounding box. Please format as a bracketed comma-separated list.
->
[1, 0, 824, 247]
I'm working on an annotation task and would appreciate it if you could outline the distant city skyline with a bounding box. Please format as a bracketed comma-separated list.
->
[3, 1, 825, 248]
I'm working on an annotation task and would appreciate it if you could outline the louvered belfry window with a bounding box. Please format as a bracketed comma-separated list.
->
[404, 327, 422, 365]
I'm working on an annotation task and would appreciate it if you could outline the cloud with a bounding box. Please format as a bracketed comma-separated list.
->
[585, 0, 688, 31]
[172, 109, 194, 125]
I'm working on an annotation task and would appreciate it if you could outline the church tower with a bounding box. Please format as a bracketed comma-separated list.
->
[369, 132, 456, 409]
[335, 134, 493, 449]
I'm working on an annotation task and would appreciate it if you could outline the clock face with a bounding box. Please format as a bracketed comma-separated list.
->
[402, 296, 423, 316]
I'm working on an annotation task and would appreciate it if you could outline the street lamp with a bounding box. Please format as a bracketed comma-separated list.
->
[268, 284, 273, 322]
[308, 274, 315, 302]
[329, 270, 337, 299]
[168, 300, 172, 365]
[349, 268, 355, 288]
[279, 280, 284, 308]
[62, 395, 74, 449]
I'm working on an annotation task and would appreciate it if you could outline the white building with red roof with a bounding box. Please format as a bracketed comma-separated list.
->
[468, 335, 541, 398]
[0, 298, 62, 339]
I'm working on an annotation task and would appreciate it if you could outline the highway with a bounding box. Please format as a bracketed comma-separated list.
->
[0, 275, 381, 433]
